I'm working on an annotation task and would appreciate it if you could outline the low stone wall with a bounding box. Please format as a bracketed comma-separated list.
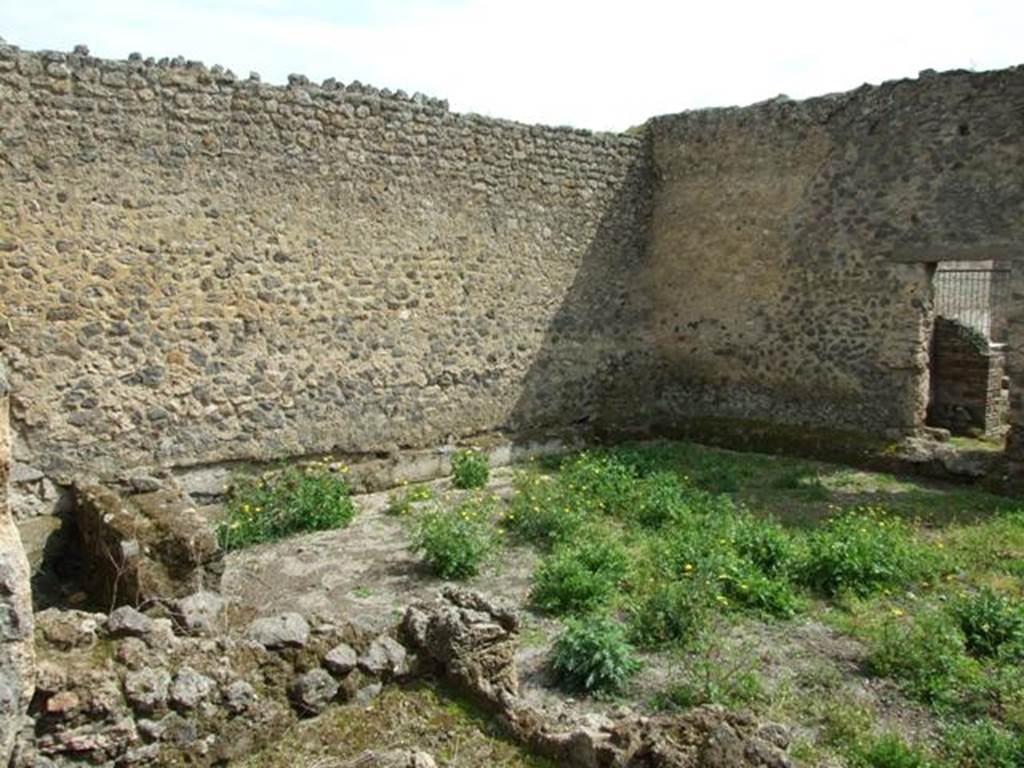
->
[928, 317, 1007, 436]
[15, 588, 794, 767]
[0, 363, 35, 765]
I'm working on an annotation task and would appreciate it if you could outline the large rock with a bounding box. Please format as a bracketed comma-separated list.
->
[1, 364, 35, 765]
[323, 642, 358, 676]
[171, 590, 225, 636]
[245, 613, 310, 649]
[358, 636, 409, 679]
[124, 667, 171, 714]
[169, 667, 216, 711]
[401, 587, 519, 709]
[105, 606, 154, 638]
[287, 669, 338, 716]
[73, 484, 223, 608]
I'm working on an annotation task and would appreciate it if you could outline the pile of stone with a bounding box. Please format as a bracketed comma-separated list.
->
[10, 585, 795, 768]
[13, 600, 414, 767]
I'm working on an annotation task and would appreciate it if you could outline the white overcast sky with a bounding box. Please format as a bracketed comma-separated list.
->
[2, 1, 1022, 131]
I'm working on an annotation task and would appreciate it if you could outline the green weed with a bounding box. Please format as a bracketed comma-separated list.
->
[942, 719, 1024, 768]
[800, 507, 938, 597]
[868, 610, 971, 706]
[949, 587, 1024, 659]
[218, 464, 356, 550]
[412, 497, 498, 580]
[851, 733, 934, 768]
[655, 635, 765, 710]
[386, 483, 435, 516]
[549, 617, 641, 696]
[531, 531, 630, 616]
[504, 474, 591, 547]
[451, 449, 490, 490]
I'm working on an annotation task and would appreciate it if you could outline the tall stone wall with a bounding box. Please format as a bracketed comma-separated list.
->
[3, 40, 1024, 488]
[0, 44, 653, 483]
[0, 362, 35, 763]
[647, 68, 1024, 437]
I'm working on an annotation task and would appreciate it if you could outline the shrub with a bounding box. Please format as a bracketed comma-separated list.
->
[800, 508, 935, 597]
[868, 610, 970, 706]
[949, 587, 1024, 658]
[451, 449, 490, 490]
[385, 484, 434, 516]
[504, 474, 590, 547]
[550, 617, 641, 695]
[943, 719, 1024, 768]
[638, 510, 801, 622]
[531, 532, 630, 616]
[732, 513, 800, 577]
[628, 579, 708, 648]
[627, 471, 689, 528]
[412, 497, 497, 579]
[555, 451, 637, 518]
[719, 564, 801, 618]
[218, 465, 356, 550]
[851, 733, 933, 768]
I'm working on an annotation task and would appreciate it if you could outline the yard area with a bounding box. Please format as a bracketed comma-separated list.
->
[223, 441, 1024, 767]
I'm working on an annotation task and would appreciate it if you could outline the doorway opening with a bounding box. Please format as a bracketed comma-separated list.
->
[926, 261, 1010, 441]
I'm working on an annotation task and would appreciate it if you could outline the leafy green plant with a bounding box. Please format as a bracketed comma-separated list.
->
[557, 451, 637, 517]
[961, 663, 1024, 730]
[412, 497, 497, 579]
[218, 464, 356, 550]
[626, 471, 689, 528]
[504, 474, 591, 547]
[818, 699, 876, 753]
[868, 610, 970, 706]
[732, 513, 800, 577]
[719, 563, 802, 617]
[550, 617, 641, 695]
[800, 507, 935, 597]
[385, 483, 434, 516]
[531, 532, 630, 616]
[943, 719, 1024, 768]
[635, 508, 800, 625]
[949, 587, 1024, 658]
[851, 733, 934, 768]
[628, 579, 708, 648]
[451, 449, 490, 490]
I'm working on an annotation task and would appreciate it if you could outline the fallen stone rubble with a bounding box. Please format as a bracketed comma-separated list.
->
[403, 587, 795, 768]
[12, 603, 411, 767]
[11, 588, 794, 767]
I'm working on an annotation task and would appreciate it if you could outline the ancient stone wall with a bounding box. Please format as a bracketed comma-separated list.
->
[1005, 266, 1024, 461]
[928, 317, 1006, 436]
[3, 40, 1024, 491]
[647, 68, 1024, 438]
[0, 362, 35, 763]
[0, 44, 654, 490]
